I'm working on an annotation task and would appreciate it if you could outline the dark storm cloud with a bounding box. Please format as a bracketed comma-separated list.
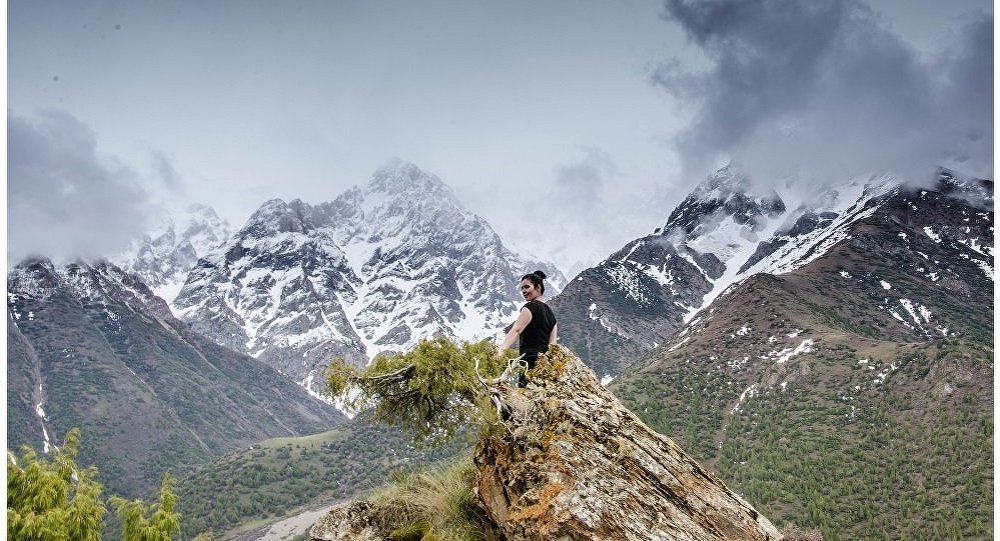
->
[655, 0, 993, 186]
[8, 110, 154, 263]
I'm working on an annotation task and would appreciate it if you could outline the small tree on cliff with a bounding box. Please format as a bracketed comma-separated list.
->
[327, 337, 512, 445]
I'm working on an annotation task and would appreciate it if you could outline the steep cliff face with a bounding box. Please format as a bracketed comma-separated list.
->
[309, 347, 781, 540]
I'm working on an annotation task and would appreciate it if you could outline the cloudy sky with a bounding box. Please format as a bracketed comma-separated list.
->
[7, 0, 993, 273]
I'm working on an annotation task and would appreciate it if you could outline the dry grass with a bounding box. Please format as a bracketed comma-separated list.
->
[365, 455, 489, 541]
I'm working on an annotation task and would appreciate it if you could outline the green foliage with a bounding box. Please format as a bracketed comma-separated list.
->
[617, 342, 993, 541]
[7, 428, 106, 541]
[802, 300, 881, 339]
[7, 429, 198, 541]
[366, 456, 487, 541]
[173, 423, 469, 538]
[109, 474, 181, 541]
[328, 338, 507, 446]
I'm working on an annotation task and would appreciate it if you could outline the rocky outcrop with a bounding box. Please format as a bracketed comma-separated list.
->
[474, 346, 781, 540]
[309, 346, 781, 540]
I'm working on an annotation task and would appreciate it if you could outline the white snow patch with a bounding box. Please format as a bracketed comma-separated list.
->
[735, 324, 751, 336]
[956, 236, 992, 258]
[839, 271, 852, 278]
[618, 241, 644, 262]
[787, 329, 802, 338]
[923, 226, 941, 243]
[970, 258, 994, 280]
[927, 272, 939, 282]
[727, 356, 750, 370]
[880, 280, 892, 290]
[767, 339, 815, 364]
[780, 381, 788, 392]
[887, 308, 911, 328]
[600, 374, 615, 386]
[668, 336, 691, 352]
[42, 426, 51, 454]
[873, 361, 900, 385]
[731, 383, 758, 414]
[604, 264, 650, 305]
[299, 370, 337, 406]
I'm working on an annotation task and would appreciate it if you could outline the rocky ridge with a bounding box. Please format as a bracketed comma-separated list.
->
[114, 203, 232, 302]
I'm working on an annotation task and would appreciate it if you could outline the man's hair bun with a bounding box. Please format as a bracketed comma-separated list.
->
[533, 270, 547, 280]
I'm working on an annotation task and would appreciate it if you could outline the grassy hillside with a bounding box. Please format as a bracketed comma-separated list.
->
[174, 416, 472, 539]
[613, 257, 992, 540]
[7, 260, 345, 500]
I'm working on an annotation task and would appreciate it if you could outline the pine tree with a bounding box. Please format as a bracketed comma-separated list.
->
[8, 429, 192, 541]
[7, 428, 106, 541]
[109, 473, 181, 541]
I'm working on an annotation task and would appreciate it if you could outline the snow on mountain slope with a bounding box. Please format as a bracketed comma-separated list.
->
[115, 204, 232, 306]
[553, 164, 990, 378]
[173, 160, 566, 390]
[684, 173, 900, 321]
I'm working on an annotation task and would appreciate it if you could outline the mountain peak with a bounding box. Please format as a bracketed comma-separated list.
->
[243, 198, 315, 235]
[368, 159, 455, 200]
[934, 167, 993, 210]
[690, 162, 747, 198]
[661, 165, 785, 242]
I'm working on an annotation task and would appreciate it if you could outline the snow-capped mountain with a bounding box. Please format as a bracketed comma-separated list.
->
[7, 257, 343, 497]
[608, 168, 993, 540]
[115, 203, 232, 303]
[173, 160, 565, 392]
[552, 165, 992, 379]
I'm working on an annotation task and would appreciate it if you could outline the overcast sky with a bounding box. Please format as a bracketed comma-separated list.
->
[7, 0, 993, 273]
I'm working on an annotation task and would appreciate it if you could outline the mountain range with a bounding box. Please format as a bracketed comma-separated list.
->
[6, 159, 992, 539]
[115, 203, 233, 302]
[550, 166, 991, 380]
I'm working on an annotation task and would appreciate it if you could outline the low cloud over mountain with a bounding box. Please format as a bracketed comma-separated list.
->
[655, 0, 993, 186]
[8, 110, 156, 263]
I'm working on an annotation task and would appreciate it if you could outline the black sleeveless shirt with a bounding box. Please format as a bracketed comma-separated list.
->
[519, 300, 556, 354]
